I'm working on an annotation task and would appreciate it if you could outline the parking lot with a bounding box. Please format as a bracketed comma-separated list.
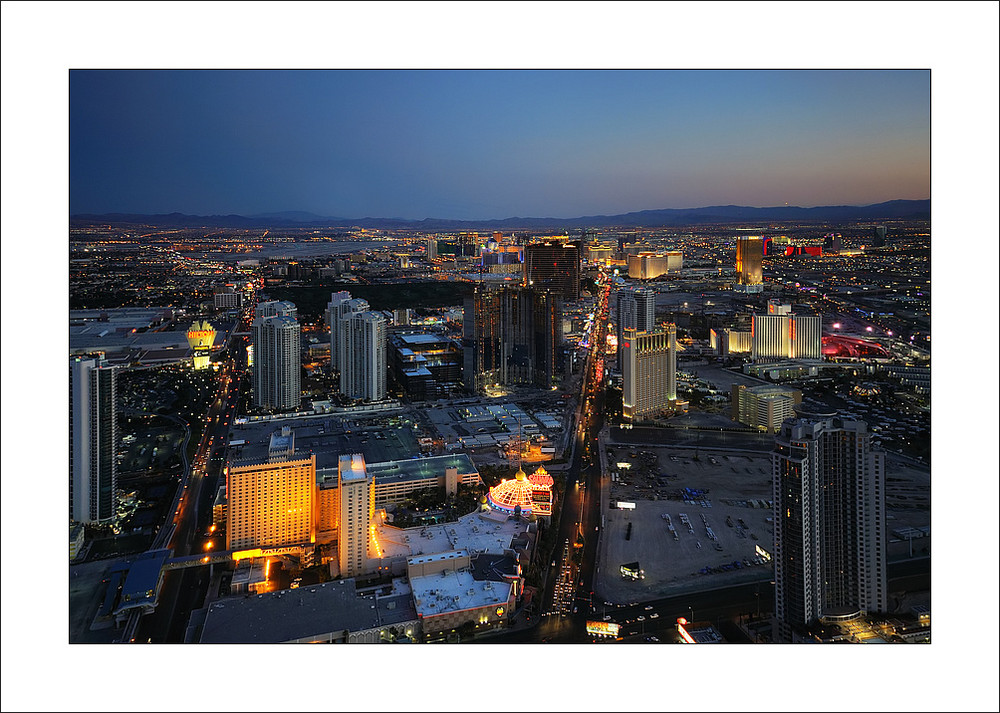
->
[594, 427, 931, 603]
[596, 443, 776, 602]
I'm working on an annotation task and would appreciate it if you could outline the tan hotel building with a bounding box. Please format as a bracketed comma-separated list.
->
[226, 426, 481, 569]
[621, 324, 678, 422]
[227, 454, 316, 551]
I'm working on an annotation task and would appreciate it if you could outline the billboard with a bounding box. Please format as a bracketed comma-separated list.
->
[586, 620, 620, 637]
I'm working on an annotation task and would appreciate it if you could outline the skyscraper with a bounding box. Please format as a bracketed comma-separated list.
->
[523, 240, 582, 300]
[332, 297, 370, 376]
[70, 355, 117, 524]
[226, 428, 316, 550]
[872, 225, 887, 247]
[253, 302, 301, 411]
[463, 285, 562, 393]
[338, 453, 375, 578]
[734, 236, 764, 293]
[325, 291, 352, 372]
[340, 310, 387, 401]
[772, 407, 888, 642]
[751, 309, 822, 361]
[256, 300, 297, 320]
[621, 323, 677, 422]
[626, 251, 682, 279]
[616, 287, 656, 368]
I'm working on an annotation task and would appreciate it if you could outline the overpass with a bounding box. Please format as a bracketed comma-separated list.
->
[161, 543, 312, 571]
[114, 543, 314, 639]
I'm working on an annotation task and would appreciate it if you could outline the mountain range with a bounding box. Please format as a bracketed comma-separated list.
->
[70, 199, 930, 230]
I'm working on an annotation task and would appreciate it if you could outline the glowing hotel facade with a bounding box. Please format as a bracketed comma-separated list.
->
[226, 452, 316, 552]
[621, 324, 677, 422]
[734, 236, 764, 293]
[751, 312, 822, 362]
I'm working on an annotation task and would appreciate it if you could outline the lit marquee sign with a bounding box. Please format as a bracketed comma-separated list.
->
[677, 617, 696, 643]
[586, 621, 620, 637]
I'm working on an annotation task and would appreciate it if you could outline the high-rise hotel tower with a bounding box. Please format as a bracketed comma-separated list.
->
[734, 236, 764, 293]
[772, 407, 888, 642]
[751, 308, 822, 362]
[523, 239, 582, 300]
[70, 355, 118, 524]
[621, 323, 677, 422]
[252, 301, 301, 411]
[616, 287, 656, 369]
[463, 285, 562, 393]
[340, 310, 388, 401]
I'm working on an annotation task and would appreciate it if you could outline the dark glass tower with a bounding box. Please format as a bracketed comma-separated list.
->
[523, 240, 581, 300]
[463, 285, 563, 392]
[772, 407, 888, 642]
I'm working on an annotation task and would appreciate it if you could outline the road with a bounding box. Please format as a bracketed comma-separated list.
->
[487, 556, 930, 644]
[541, 270, 611, 617]
[511, 265, 931, 643]
[132, 298, 254, 643]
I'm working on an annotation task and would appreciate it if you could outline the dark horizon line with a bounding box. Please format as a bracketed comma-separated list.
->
[70, 198, 931, 229]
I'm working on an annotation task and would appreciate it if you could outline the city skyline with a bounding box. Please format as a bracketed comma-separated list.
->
[70, 69, 930, 220]
[4, 1, 997, 711]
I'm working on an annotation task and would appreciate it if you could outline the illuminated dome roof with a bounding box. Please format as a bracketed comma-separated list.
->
[487, 465, 553, 516]
[487, 476, 536, 513]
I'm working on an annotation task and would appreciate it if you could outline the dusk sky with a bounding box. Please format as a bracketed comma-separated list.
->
[69, 69, 930, 221]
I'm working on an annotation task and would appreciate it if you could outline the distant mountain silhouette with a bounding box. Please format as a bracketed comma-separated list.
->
[247, 210, 350, 223]
[70, 199, 930, 230]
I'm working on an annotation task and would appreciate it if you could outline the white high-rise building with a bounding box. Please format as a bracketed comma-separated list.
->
[325, 291, 353, 373]
[617, 287, 656, 333]
[338, 453, 374, 578]
[70, 356, 118, 524]
[256, 300, 297, 320]
[332, 297, 370, 375]
[772, 407, 888, 642]
[731, 384, 802, 431]
[340, 310, 387, 401]
[751, 312, 821, 361]
[621, 323, 676, 422]
[253, 303, 301, 411]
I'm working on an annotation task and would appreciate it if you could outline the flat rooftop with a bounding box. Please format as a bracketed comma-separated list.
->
[410, 567, 511, 618]
[398, 333, 452, 346]
[340, 454, 369, 482]
[200, 578, 412, 643]
[376, 509, 530, 559]
[228, 415, 420, 469]
[365, 453, 478, 485]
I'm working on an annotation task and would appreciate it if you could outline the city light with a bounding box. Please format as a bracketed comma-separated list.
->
[66, 70, 932, 653]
